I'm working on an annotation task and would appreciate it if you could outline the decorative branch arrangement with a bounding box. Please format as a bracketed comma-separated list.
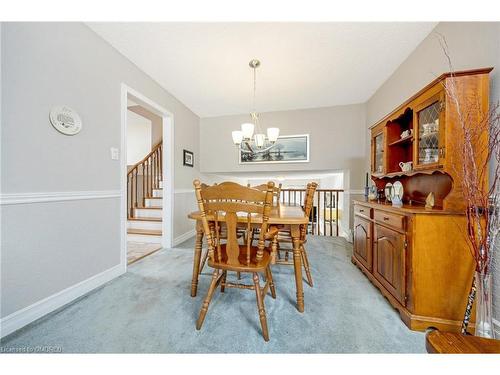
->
[438, 34, 500, 337]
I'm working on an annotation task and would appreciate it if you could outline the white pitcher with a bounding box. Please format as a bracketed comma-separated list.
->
[399, 161, 413, 172]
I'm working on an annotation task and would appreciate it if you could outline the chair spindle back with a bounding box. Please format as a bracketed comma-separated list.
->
[301, 182, 318, 240]
[248, 183, 282, 205]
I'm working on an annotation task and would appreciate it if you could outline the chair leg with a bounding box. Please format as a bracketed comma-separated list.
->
[199, 249, 209, 275]
[265, 266, 276, 299]
[253, 273, 269, 341]
[220, 271, 227, 292]
[301, 244, 313, 287]
[237, 272, 241, 280]
[196, 269, 219, 330]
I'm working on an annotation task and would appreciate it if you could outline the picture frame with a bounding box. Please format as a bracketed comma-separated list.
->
[239, 134, 310, 164]
[183, 149, 194, 167]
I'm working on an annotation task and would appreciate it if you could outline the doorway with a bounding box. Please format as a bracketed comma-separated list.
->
[120, 84, 174, 268]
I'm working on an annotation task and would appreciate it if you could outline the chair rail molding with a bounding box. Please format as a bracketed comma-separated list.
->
[0, 190, 121, 205]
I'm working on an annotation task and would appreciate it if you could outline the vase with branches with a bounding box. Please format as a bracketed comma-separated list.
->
[438, 35, 500, 338]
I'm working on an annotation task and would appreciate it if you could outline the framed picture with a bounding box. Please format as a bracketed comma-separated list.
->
[239, 134, 310, 164]
[183, 149, 194, 167]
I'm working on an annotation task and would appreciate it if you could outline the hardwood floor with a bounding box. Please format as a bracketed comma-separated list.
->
[127, 242, 162, 265]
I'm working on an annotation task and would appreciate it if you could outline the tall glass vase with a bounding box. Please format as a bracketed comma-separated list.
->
[475, 271, 495, 338]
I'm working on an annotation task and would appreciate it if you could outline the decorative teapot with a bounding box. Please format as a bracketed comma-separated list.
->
[399, 161, 413, 172]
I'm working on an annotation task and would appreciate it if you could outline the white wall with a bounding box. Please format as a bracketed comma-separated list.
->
[365, 22, 500, 330]
[0, 23, 201, 335]
[128, 104, 163, 148]
[126, 110, 152, 165]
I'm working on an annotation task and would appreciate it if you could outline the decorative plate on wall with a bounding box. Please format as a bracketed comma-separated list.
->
[49, 106, 82, 135]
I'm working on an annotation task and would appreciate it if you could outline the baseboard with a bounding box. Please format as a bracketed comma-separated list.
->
[173, 229, 196, 246]
[493, 318, 500, 338]
[0, 262, 125, 339]
[342, 228, 354, 243]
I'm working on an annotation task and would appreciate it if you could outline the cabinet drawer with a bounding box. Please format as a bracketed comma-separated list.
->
[354, 205, 372, 218]
[374, 210, 405, 230]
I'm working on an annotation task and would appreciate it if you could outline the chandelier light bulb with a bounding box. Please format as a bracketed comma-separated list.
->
[232, 130, 243, 145]
[241, 123, 255, 140]
[254, 133, 265, 148]
[267, 127, 280, 143]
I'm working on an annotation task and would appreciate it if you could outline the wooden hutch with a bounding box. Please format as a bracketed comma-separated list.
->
[352, 68, 492, 332]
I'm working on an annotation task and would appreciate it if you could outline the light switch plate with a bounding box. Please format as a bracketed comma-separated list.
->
[110, 147, 119, 160]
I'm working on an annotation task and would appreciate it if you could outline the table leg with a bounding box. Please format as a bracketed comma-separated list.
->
[191, 221, 204, 297]
[291, 224, 304, 312]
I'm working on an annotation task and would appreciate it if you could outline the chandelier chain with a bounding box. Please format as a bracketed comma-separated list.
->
[251, 63, 261, 132]
[253, 65, 257, 114]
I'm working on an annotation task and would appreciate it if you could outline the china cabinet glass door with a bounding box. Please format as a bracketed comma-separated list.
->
[414, 92, 445, 169]
[373, 132, 384, 174]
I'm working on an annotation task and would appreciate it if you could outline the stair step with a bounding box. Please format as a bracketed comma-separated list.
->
[127, 228, 162, 236]
[128, 219, 162, 231]
[153, 189, 163, 198]
[144, 197, 163, 208]
[134, 207, 162, 219]
[127, 234, 162, 244]
[128, 217, 162, 222]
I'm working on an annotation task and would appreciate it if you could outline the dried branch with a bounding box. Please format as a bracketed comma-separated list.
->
[437, 34, 500, 275]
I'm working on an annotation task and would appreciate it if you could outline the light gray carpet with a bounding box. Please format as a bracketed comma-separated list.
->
[0, 236, 425, 353]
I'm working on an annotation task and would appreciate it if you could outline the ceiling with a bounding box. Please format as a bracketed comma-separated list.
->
[88, 22, 437, 118]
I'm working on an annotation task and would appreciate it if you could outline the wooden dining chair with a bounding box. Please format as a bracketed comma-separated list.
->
[197, 182, 247, 275]
[193, 180, 278, 341]
[274, 182, 318, 287]
[246, 183, 282, 247]
[248, 183, 282, 204]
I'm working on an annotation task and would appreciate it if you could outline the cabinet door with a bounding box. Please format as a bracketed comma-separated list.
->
[372, 130, 385, 174]
[413, 91, 446, 170]
[373, 224, 406, 305]
[353, 215, 372, 271]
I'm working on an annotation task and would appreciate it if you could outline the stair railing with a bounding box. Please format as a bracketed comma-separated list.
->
[127, 141, 163, 219]
[280, 188, 343, 236]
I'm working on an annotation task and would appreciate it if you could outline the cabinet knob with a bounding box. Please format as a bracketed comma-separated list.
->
[359, 209, 364, 212]
[383, 217, 390, 221]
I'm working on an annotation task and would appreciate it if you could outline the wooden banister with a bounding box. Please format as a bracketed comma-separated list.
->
[127, 141, 163, 219]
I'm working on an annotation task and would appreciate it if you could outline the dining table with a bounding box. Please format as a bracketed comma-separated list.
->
[187, 203, 310, 312]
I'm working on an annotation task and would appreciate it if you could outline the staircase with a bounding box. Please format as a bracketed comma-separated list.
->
[127, 142, 163, 244]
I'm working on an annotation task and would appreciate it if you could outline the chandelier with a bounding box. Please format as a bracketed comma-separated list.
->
[231, 59, 280, 154]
